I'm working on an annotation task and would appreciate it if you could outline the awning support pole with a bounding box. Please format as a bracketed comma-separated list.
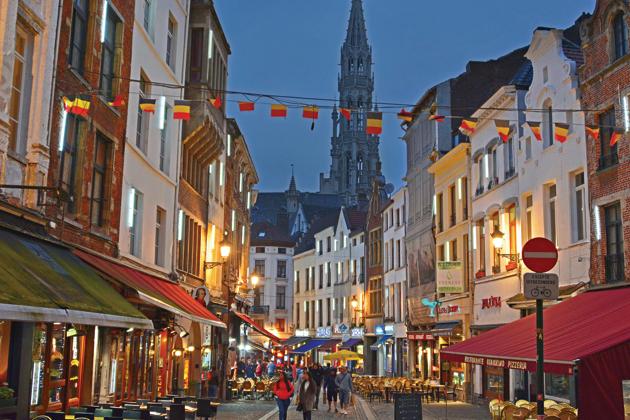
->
[536, 298, 544, 419]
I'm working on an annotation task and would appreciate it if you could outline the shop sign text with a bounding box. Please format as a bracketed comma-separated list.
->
[463, 355, 528, 370]
[316, 326, 332, 338]
[351, 327, 365, 337]
[437, 304, 461, 315]
[481, 296, 502, 309]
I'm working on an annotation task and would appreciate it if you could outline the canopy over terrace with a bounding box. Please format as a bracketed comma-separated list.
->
[441, 287, 630, 419]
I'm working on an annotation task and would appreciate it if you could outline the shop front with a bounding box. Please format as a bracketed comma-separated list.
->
[442, 287, 630, 419]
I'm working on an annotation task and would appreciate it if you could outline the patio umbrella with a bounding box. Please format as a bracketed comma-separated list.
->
[323, 350, 363, 361]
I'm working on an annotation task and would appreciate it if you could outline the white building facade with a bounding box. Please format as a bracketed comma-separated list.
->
[119, 0, 189, 276]
[381, 187, 408, 377]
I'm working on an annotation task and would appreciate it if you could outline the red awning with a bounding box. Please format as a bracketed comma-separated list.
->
[75, 250, 226, 328]
[233, 311, 281, 344]
[442, 287, 630, 375]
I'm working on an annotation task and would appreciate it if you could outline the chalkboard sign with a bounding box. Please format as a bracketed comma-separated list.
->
[393, 392, 422, 420]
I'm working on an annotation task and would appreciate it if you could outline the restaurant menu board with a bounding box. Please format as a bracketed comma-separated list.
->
[393, 392, 422, 420]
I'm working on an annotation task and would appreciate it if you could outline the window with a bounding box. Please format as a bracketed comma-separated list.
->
[524, 195, 533, 243]
[129, 189, 143, 257]
[543, 100, 554, 148]
[318, 265, 323, 289]
[397, 240, 402, 268]
[143, 0, 153, 37]
[305, 268, 310, 291]
[318, 240, 323, 255]
[159, 104, 170, 173]
[476, 155, 484, 194]
[100, 6, 122, 99]
[68, 0, 88, 74]
[166, 15, 177, 71]
[295, 303, 300, 328]
[384, 242, 389, 271]
[318, 299, 323, 326]
[177, 213, 202, 276]
[136, 72, 150, 153]
[604, 203, 625, 283]
[477, 220, 486, 274]
[276, 286, 286, 310]
[91, 134, 111, 227]
[525, 136, 532, 160]
[305, 302, 310, 329]
[277, 260, 287, 278]
[599, 108, 619, 169]
[505, 137, 515, 177]
[613, 12, 628, 61]
[255, 246, 265, 254]
[491, 148, 498, 183]
[8, 21, 33, 156]
[189, 28, 204, 82]
[508, 206, 517, 255]
[449, 184, 456, 227]
[326, 297, 331, 326]
[327, 236, 331, 252]
[295, 270, 300, 293]
[60, 114, 85, 214]
[254, 259, 265, 277]
[436, 193, 443, 232]
[275, 319, 286, 332]
[369, 229, 382, 266]
[546, 184, 557, 245]
[545, 373, 570, 401]
[326, 262, 331, 287]
[573, 172, 587, 242]
[491, 213, 501, 270]
[311, 266, 315, 289]
[155, 207, 165, 266]
[278, 247, 287, 254]
[368, 277, 383, 315]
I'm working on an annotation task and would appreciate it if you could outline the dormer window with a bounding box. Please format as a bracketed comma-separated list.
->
[613, 12, 628, 60]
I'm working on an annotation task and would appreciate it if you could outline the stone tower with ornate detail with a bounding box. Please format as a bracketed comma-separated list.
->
[319, 0, 383, 206]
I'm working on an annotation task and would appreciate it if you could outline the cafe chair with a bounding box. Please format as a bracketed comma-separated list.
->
[558, 411, 577, 420]
[43, 412, 65, 420]
[173, 397, 187, 404]
[74, 412, 94, 420]
[443, 384, 457, 401]
[196, 398, 218, 420]
[512, 407, 531, 420]
[500, 402, 516, 419]
[543, 400, 556, 409]
[544, 416, 561, 420]
[122, 410, 142, 419]
[515, 400, 529, 407]
[111, 407, 124, 417]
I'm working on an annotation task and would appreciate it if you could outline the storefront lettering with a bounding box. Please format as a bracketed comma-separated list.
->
[437, 304, 461, 315]
[482, 296, 502, 309]
[316, 326, 332, 338]
[351, 327, 364, 337]
[507, 360, 527, 370]
[464, 356, 484, 365]
[486, 358, 505, 368]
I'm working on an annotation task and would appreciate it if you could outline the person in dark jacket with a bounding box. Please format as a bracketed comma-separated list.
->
[297, 372, 317, 420]
[237, 357, 246, 378]
[273, 370, 294, 420]
[309, 363, 323, 409]
[323, 368, 338, 413]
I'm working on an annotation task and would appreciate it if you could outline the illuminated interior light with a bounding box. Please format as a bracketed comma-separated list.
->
[58, 108, 68, 151]
[127, 188, 135, 228]
[177, 209, 184, 241]
[158, 96, 166, 130]
[100, 0, 108, 43]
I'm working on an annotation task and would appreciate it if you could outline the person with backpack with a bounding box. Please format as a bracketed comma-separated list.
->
[273, 369, 294, 420]
[335, 366, 353, 415]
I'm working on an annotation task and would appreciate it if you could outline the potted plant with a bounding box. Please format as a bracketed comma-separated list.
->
[506, 260, 518, 271]
[475, 269, 486, 279]
[0, 386, 16, 408]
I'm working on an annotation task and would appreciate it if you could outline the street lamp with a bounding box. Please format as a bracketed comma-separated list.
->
[491, 229, 519, 262]
[250, 275, 259, 287]
[351, 298, 358, 310]
[220, 240, 231, 258]
[350, 297, 362, 326]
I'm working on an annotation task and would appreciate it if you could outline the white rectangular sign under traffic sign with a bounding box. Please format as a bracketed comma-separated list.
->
[524, 272, 559, 300]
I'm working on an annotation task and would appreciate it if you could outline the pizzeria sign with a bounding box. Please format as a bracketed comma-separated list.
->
[463, 355, 528, 370]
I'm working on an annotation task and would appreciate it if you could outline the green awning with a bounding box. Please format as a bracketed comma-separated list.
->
[0, 227, 152, 329]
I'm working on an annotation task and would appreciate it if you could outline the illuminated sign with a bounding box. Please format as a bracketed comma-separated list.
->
[351, 327, 364, 337]
[316, 326, 332, 338]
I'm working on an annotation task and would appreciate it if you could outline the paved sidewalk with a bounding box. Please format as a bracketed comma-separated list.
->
[368, 399, 490, 419]
[216, 399, 276, 420]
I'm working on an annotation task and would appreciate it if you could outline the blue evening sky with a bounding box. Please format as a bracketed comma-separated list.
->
[214, 0, 594, 192]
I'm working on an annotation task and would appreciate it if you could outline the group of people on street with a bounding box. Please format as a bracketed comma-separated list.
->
[273, 362, 354, 420]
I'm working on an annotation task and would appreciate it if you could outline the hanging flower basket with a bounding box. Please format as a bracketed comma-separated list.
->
[475, 270, 486, 279]
[506, 261, 518, 271]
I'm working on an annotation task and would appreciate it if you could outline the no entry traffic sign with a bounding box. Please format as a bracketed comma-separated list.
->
[522, 238, 558, 273]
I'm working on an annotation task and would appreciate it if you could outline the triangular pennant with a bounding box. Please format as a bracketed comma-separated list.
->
[340, 108, 351, 121]
[585, 125, 600, 141]
[554, 123, 570, 143]
[458, 119, 477, 136]
[209, 96, 222, 109]
[610, 130, 622, 147]
[494, 120, 511, 142]
[527, 121, 542, 141]
[239, 101, 255, 112]
[139, 98, 157, 113]
[107, 95, 125, 108]
[397, 109, 413, 123]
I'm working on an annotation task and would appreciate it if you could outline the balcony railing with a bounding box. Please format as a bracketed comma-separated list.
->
[250, 305, 269, 315]
[605, 254, 625, 283]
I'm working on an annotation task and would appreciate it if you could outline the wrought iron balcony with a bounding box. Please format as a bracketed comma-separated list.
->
[250, 305, 269, 315]
[605, 254, 625, 283]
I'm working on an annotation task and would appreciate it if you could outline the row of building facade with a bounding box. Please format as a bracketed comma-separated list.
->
[0, 0, 264, 417]
[250, 0, 630, 410]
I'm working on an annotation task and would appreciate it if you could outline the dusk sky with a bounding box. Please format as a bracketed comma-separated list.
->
[214, 0, 595, 192]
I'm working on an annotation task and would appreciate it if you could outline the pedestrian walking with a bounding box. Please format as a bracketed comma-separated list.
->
[267, 359, 277, 378]
[208, 366, 219, 398]
[323, 367, 339, 413]
[255, 360, 263, 378]
[296, 371, 317, 420]
[335, 366, 353, 415]
[309, 363, 323, 409]
[273, 370, 294, 420]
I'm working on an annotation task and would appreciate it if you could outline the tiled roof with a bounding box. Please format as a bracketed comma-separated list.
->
[250, 221, 294, 246]
[509, 60, 533, 88]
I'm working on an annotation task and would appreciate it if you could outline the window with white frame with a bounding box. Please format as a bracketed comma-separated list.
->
[155, 207, 166, 266]
[8, 21, 34, 156]
[159, 104, 170, 174]
[546, 184, 557, 245]
[524, 194, 533, 244]
[543, 99, 554, 148]
[143, 0, 154, 38]
[573, 172, 586, 242]
[129, 188, 143, 257]
[166, 15, 177, 71]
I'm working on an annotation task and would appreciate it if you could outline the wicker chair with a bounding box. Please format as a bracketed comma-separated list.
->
[544, 408, 560, 417]
[241, 379, 254, 399]
[500, 402, 516, 420]
[512, 407, 531, 420]
[368, 383, 383, 402]
[544, 400, 556, 409]
[543, 416, 561, 420]
[558, 410, 577, 420]
[515, 399, 529, 407]
[254, 380, 267, 399]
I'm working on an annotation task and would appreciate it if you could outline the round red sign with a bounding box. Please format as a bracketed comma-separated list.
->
[522, 237, 558, 273]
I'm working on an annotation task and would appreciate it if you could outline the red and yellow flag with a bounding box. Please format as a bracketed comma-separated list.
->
[340, 108, 351, 121]
[271, 104, 288, 118]
[209, 96, 222, 109]
[239, 101, 255, 112]
[173, 100, 191, 120]
[428, 114, 445, 122]
[107, 95, 125, 108]
[585, 125, 600, 141]
[494, 120, 511, 142]
[366, 111, 383, 135]
[458, 119, 477, 136]
[62, 96, 75, 112]
[69, 95, 90, 117]
[397, 109, 413, 123]
[554, 123, 570, 143]
[139, 98, 156, 113]
[610, 130, 622, 147]
[303, 106, 319, 120]
[527, 121, 542, 141]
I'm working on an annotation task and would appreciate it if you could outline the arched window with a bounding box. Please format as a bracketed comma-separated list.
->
[357, 98, 364, 129]
[346, 153, 352, 188]
[542, 99, 554, 148]
[613, 12, 628, 60]
[358, 57, 364, 73]
[349, 58, 354, 73]
[356, 155, 364, 186]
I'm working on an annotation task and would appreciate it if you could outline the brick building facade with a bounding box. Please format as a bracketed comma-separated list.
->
[47, 0, 135, 256]
[580, 0, 629, 284]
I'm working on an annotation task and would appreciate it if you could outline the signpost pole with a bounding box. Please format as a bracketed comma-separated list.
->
[536, 298, 544, 419]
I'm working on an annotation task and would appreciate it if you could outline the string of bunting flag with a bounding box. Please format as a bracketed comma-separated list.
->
[59, 79, 624, 144]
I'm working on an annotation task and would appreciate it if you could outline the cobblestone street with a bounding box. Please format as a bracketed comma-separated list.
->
[368, 399, 490, 420]
[216, 400, 276, 420]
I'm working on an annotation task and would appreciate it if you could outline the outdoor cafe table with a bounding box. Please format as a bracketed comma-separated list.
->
[431, 384, 445, 402]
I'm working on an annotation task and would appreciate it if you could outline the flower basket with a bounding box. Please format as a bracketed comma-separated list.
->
[475, 270, 486, 279]
[506, 261, 518, 271]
